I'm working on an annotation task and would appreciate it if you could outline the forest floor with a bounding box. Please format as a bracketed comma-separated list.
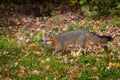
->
[0, 3, 120, 80]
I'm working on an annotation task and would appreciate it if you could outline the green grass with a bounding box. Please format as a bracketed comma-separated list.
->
[0, 18, 120, 80]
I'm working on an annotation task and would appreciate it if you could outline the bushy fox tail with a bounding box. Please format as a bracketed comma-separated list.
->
[97, 35, 113, 43]
[87, 33, 113, 44]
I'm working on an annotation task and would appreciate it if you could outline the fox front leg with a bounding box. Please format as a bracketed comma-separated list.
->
[76, 47, 83, 55]
[52, 46, 62, 55]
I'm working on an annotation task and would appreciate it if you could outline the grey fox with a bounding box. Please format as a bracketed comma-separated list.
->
[43, 30, 112, 55]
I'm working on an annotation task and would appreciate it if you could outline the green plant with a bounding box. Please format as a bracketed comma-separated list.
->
[79, 0, 120, 16]
[67, 25, 74, 31]
[69, 0, 78, 5]
[99, 22, 106, 31]
[54, 17, 61, 25]
[0, 35, 20, 53]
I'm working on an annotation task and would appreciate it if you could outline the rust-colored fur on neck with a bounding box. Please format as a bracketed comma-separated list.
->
[50, 36, 59, 47]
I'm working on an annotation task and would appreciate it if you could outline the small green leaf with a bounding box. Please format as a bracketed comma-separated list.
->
[70, 0, 78, 5]
[67, 25, 74, 31]
[81, 5, 89, 12]
[92, 0, 99, 4]
[0, 22, 5, 27]
[79, 0, 87, 5]
[93, 5, 98, 10]
[117, 3, 120, 8]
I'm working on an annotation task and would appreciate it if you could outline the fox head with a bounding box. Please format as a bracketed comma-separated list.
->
[42, 32, 58, 46]
[43, 33, 52, 45]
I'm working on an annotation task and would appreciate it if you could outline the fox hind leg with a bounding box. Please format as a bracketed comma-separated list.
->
[77, 36, 87, 55]
[78, 36, 86, 48]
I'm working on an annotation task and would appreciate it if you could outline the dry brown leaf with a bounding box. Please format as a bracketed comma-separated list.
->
[35, 21, 41, 25]
[45, 65, 50, 70]
[16, 21, 21, 25]
[108, 62, 113, 67]
[89, 76, 98, 80]
[34, 51, 41, 56]
[29, 43, 38, 49]
[0, 76, 3, 80]
[96, 20, 100, 24]
[91, 67, 98, 72]
[21, 18, 28, 23]
[41, 29, 46, 33]
[32, 70, 40, 75]
[113, 36, 120, 46]
[108, 62, 120, 67]
[72, 69, 81, 78]
[3, 77, 12, 80]
[41, 60, 46, 63]
[17, 69, 25, 78]
[115, 63, 120, 67]
[46, 58, 51, 62]
[45, 77, 48, 80]
[71, 51, 80, 57]
[17, 66, 25, 78]
[118, 55, 120, 60]
[18, 36, 25, 41]
[13, 62, 19, 67]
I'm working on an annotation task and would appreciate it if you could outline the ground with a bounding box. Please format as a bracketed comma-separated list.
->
[0, 3, 120, 80]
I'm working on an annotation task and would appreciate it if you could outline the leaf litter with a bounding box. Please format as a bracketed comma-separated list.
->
[0, 3, 120, 80]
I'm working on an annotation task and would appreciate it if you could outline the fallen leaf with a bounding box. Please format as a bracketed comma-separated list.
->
[13, 62, 19, 67]
[115, 63, 120, 67]
[91, 67, 98, 72]
[32, 70, 40, 75]
[113, 36, 120, 46]
[71, 51, 80, 57]
[29, 43, 38, 49]
[3, 77, 12, 80]
[45, 65, 50, 70]
[0, 76, 2, 80]
[17, 66, 25, 78]
[16, 21, 21, 25]
[2, 50, 9, 55]
[46, 77, 48, 80]
[21, 18, 28, 23]
[108, 62, 120, 67]
[17, 69, 25, 78]
[108, 62, 113, 67]
[18, 36, 25, 41]
[118, 55, 120, 60]
[41, 60, 46, 63]
[35, 21, 41, 25]
[96, 20, 100, 24]
[46, 58, 51, 62]
[89, 76, 98, 80]
[34, 51, 41, 56]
